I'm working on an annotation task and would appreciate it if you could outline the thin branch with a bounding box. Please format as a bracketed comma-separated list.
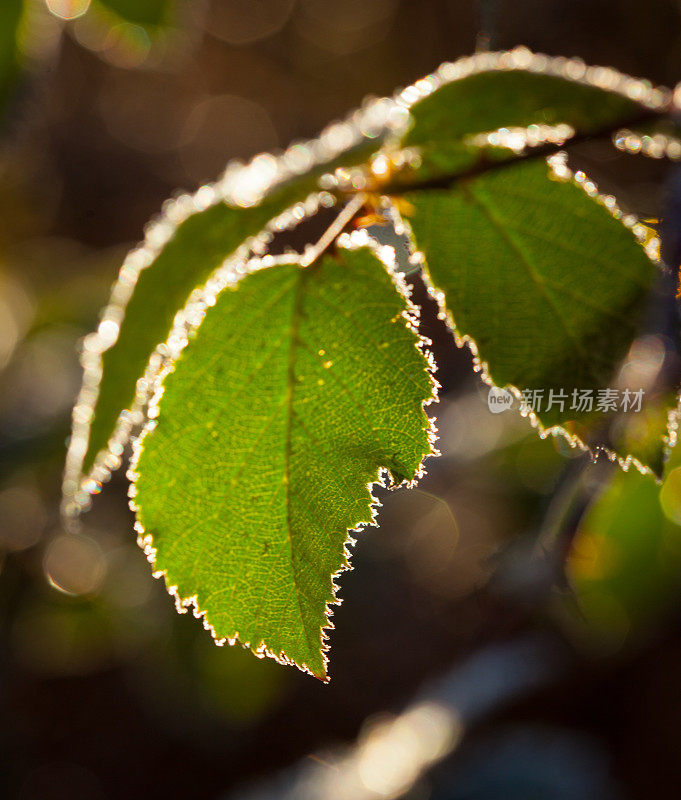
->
[383, 107, 669, 196]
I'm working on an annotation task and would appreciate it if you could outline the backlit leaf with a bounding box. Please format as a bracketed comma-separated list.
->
[393, 58, 668, 184]
[403, 158, 661, 468]
[131, 243, 436, 678]
[406, 70, 641, 146]
[83, 181, 316, 478]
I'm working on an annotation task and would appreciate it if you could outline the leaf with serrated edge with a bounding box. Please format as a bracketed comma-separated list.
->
[129, 235, 437, 678]
[400, 156, 665, 473]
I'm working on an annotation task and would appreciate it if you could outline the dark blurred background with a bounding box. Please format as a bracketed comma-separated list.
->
[3, 1, 681, 798]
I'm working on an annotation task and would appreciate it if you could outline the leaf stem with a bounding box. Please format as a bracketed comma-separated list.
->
[300, 193, 367, 267]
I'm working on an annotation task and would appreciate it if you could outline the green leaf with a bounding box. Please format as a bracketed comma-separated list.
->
[131, 243, 436, 678]
[406, 70, 641, 146]
[84, 181, 315, 477]
[403, 158, 660, 467]
[396, 63, 664, 184]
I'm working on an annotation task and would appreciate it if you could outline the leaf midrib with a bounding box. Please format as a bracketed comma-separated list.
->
[467, 182, 596, 372]
[283, 265, 318, 666]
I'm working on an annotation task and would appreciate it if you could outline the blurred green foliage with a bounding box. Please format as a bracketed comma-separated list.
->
[0, 0, 23, 115]
[569, 448, 681, 651]
[97, 0, 171, 28]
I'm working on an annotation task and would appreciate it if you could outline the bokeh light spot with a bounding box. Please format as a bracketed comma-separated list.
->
[44, 533, 106, 596]
[209, 0, 295, 45]
[45, 0, 91, 21]
[180, 94, 278, 183]
[0, 482, 46, 552]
